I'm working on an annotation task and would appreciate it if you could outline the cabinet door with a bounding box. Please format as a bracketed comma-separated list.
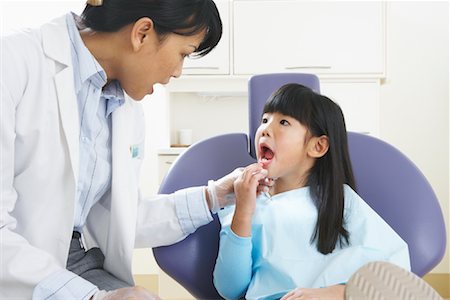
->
[321, 80, 380, 136]
[182, 0, 230, 75]
[233, 1, 385, 77]
[158, 155, 178, 184]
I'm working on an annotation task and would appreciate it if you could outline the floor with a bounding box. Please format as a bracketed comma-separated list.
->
[134, 273, 449, 299]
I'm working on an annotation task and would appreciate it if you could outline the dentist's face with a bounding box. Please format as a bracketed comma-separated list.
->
[119, 20, 205, 100]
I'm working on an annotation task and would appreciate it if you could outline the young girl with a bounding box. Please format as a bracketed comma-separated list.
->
[213, 84, 411, 300]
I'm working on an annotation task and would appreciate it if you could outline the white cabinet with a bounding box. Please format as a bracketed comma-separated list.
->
[233, 1, 385, 77]
[182, 0, 230, 75]
[161, 1, 385, 173]
[158, 154, 179, 184]
[321, 79, 380, 136]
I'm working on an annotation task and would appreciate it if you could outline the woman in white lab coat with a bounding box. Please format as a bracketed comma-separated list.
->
[0, 0, 270, 299]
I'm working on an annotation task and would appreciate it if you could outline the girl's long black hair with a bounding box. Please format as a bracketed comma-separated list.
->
[263, 83, 356, 254]
[81, 0, 222, 57]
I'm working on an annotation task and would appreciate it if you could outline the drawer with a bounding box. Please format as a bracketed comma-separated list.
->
[158, 154, 179, 183]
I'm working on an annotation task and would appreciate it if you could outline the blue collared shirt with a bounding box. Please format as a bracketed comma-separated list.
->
[69, 13, 125, 231]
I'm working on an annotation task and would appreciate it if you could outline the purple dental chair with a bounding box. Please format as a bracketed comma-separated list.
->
[153, 73, 447, 299]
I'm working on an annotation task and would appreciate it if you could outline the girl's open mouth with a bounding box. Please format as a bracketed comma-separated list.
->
[258, 144, 274, 167]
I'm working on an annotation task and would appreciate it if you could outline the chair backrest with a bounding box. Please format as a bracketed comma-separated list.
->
[347, 132, 446, 276]
[153, 74, 446, 299]
[154, 133, 255, 299]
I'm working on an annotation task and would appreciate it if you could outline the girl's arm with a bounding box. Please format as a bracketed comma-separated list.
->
[231, 163, 266, 236]
[213, 227, 253, 299]
[213, 163, 267, 299]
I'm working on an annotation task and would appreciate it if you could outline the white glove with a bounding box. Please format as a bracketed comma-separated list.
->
[207, 167, 271, 213]
[207, 168, 243, 213]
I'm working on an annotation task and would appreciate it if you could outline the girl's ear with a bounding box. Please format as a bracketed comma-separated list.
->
[308, 135, 329, 158]
[130, 17, 155, 51]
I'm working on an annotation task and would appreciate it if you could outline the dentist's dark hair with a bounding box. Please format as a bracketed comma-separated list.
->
[263, 83, 356, 254]
[81, 0, 222, 57]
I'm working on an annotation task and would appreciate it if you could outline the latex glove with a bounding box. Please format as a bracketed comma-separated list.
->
[93, 287, 161, 300]
[207, 166, 271, 213]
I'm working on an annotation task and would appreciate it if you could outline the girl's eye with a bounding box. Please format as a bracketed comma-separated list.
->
[261, 117, 268, 124]
[280, 119, 290, 126]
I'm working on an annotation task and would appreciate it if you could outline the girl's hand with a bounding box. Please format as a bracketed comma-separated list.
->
[231, 163, 267, 237]
[206, 166, 274, 213]
[234, 163, 268, 216]
[280, 285, 345, 300]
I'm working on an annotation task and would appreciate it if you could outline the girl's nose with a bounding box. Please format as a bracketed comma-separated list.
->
[261, 123, 272, 137]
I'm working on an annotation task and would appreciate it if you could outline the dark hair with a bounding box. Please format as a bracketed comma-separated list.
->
[263, 83, 356, 254]
[81, 0, 222, 57]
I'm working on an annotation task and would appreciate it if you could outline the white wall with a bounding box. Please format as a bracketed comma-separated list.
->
[380, 1, 449, 273]
[0, 1, 84, 32]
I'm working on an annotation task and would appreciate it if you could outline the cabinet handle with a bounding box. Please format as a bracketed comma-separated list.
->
[165, 161, 173, 165]
[285, 66, 332, 70]
[183, 67, 220, 70]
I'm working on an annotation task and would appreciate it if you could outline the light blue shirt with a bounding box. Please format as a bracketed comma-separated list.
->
[214, 185, 411, 300]
[69, 16, 125, 231]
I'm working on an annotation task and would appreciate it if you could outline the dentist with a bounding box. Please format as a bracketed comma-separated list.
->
[0, 0, 269, 299]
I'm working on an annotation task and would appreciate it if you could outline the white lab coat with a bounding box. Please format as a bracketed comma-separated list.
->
[0, 15, 195, 298]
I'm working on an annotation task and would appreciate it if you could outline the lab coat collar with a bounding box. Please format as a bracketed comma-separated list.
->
[66, 12, 108, 93]
[41, 15, 72, 67]
[41, 15, 80, 184]
[103, 98, 138, 284]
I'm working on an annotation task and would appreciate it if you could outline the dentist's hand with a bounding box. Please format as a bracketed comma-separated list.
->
[207, 165, 273, 213]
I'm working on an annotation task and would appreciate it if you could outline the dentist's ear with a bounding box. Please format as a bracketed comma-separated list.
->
[308, 135, 329, 158]
[130, 17, 154, 51]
